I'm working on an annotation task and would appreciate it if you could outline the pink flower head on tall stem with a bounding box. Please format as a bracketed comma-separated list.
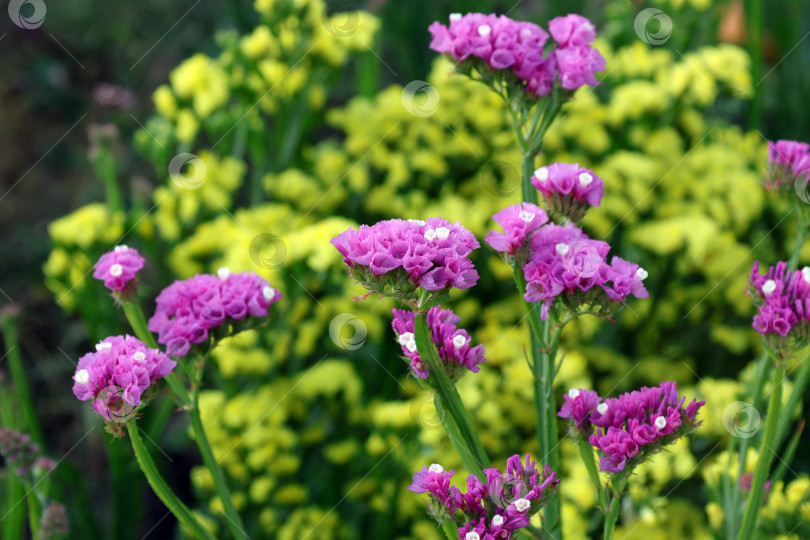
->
[531, 163, 604, 222]
[93, 245, 146, 300]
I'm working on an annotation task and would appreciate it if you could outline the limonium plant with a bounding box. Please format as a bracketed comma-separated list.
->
[73, 245, 283, 540]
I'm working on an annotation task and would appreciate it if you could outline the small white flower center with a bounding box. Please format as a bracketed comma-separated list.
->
[429, 463, 444, 474]
[802, 267, 810, 284]
[407, 219, 426, 226]
[449, 13, 461, 22]
[578, 172, 593, 187]
[514, 498, 531, 512]
[654, 416, 667, 430]
[75, 369, 89, 384]
[398, 332, 415, 346]
[109, 264, 123, 277]
[133, 352, 145, 362]
[518, 210, 535, 223]
[534, 167, 548, 182]
[424, 229, 437, 242]
[262, 286, 276, 301]
[555, 243, 570, 257]
[95, 342, 112, 351]
[477, 25, 491, 37]
[492, 514, 504, 527]
[762, 279, 777, 295]
[114, 245, 129, 252]
[568, 388, 580, 399]
[597, 403, 608, 415]
[452, 335, 467, 349]
[466, 533, 480, 540]
[636, 268, 649, 280]
[435, 227, 450, 241]
[217, 267, 231, 280]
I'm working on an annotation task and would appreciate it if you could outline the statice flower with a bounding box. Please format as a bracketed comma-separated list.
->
[522, 223, 648, 319]
[392, 306, 485, 380]
[749, 261, 810, 352]
[92, 245, 145, 300]
[0, 427, 40, 475]
[72, 335, 176, 431]
[39, 502, 69, 540]
[484, 202, 548, 258]
[148, 268, 282, 357]
[583, 382, 704, 473]
[410, 455, 558, 537]
[558, 387, 600, 435]
[765, 139, 810, 191]
[548, 14, 606, 90]
[531, 163, 604, 222]
[332, 218, 480, 307]
[428, 12, 603, 97]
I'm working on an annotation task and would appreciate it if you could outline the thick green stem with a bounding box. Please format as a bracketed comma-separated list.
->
[578, 440, 608, 512]
[603, 476, 628, 540]
[414, 312, 490, 480]
[737, 360, 786, 540]
[26, 491, 41, 540]
[788, 202, 807, 270]
[774, 351, 810, 450]
[127, 421, 215, 540]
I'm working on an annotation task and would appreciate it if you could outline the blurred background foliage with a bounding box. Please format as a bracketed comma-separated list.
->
[2, 0, 810, 538]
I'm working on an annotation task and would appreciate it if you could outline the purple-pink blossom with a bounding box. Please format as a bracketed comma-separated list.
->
[484, 202, 548, 257]
[766, 139, 810, 191]
[531, 163, 604, 222]
[410, 455, 558, 538]
[392, 306, 485, 379]
[72, 335, 176, 423]
[522, 223, 648, 319]
[576, 382, 704, 473]
[749, 261, 810, 347]
[428, 12, 603, 97]
[148, 268, 281, 357]
[558, 388, 600, 433]
[92, 245, 145, 296]
[332, 218, 480, 300]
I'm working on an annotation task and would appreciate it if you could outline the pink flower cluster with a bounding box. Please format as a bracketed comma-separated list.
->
[531, 163, 604, 222]
[521, 223, 649, 319]
[558, 382, 703, 473]
[408, 455, 559, 539]
[148, 268, 281, 357]
[749, 261, 810, 349]
[428, 12, 604, 96]
[484, 202, 548, 258]
[92, 245, 145, 296]
[0, 427, 40, 475]
[391, 306, 485, 380]
[72, 335, 176, 423]
[332, 218, 480, 300]
[766, 139, 810, 191]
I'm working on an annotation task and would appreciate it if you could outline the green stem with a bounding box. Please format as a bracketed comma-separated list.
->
[0, 315, 44, 446]
[737, 359, 786, 540]
[788, 202, 807, 270]
[578, 439, 608, 512]
[26, 490, 41, 540]
[414, 312, 490, 480]
[603, 475, 628, 540]
[441, 519, 459, 540]
[126, 421, 215, 540]
[774, 350, 810, 449]
[772, 418, 804, 485]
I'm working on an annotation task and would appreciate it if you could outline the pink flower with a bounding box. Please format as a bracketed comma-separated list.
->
[558, 388, 600, 432]
[484, 203, 548, 257]
[392, 306, 485, 379]
[766, 139, 810, 191]
[92, 245, 145, 296]
[531, 163, 604, 221]
[748, 261, 810, 349]
[148, 269, 281, 357]
[549, 14, 596, 48]
[72, 335, 176, 424]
